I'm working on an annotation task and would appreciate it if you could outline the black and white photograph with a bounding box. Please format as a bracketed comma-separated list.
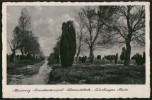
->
[2, 2, 150, 98]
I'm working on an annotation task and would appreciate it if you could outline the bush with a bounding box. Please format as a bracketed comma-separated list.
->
[135, 54, 143, 65]
[97, 55, 101, 60]
[132, 53, 145, 65]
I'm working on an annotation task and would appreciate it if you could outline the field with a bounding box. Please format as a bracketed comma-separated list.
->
[7, 60, 44, 84]
[48, 60, 145, 84]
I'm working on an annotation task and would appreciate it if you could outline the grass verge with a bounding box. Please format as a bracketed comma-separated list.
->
[48, 64, 145, 84]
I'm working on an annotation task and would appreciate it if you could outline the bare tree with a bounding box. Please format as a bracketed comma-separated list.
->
[110, 6, 145, 66]
[77, 6, 117, 63]
[74, 11, 86, 61]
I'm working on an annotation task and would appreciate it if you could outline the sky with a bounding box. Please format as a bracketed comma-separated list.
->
[7, 6, 145, 58]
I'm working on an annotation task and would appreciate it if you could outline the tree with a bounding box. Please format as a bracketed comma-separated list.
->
[110, 6, 145, 66]
[53, 39, 60, 63]
[22, 32, 41, 58]
[132, 53, 143, 65]
[76, 6, 117, 63]
[8, 26, 22, 61]
[74, 11, 86, 61]
[48, 38, 60, 65]
[18, 8, 32, 56]
[9, 8, 42, 61]
[18, 8, 42, 59]
[131, 52, 145, 65]
[47, 53, 54, 66]
[60, 21, 76, 67]
[135, 53, 143, 65]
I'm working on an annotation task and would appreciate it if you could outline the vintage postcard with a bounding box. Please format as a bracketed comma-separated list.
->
[2, 2, 150, 98]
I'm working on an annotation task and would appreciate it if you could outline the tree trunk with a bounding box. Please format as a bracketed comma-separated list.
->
[124, 41, 131, 66]
[124, 7, 132, 66]
[76, 30, 83, 61]
[21, 47, 24, 56]
[89, 46, 94, 63]
[76, 47, 81, 61]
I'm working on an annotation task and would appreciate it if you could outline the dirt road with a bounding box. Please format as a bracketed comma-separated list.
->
[22, 60, 52, 85]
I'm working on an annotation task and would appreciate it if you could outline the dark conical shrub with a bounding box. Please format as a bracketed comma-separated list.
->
[60, 21, 76, 67]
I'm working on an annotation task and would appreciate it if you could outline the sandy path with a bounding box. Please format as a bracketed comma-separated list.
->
[22, 60, 52, 85]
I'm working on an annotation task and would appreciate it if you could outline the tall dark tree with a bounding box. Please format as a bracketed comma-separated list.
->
[60, 21, 76, 67]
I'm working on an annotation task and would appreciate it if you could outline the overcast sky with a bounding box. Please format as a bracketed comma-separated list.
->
[7, 6, 145, 57]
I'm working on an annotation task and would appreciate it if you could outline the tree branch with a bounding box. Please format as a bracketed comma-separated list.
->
[131, 33, 145, 41]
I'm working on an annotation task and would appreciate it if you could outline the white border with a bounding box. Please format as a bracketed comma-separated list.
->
[2, 2, 150, 98]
